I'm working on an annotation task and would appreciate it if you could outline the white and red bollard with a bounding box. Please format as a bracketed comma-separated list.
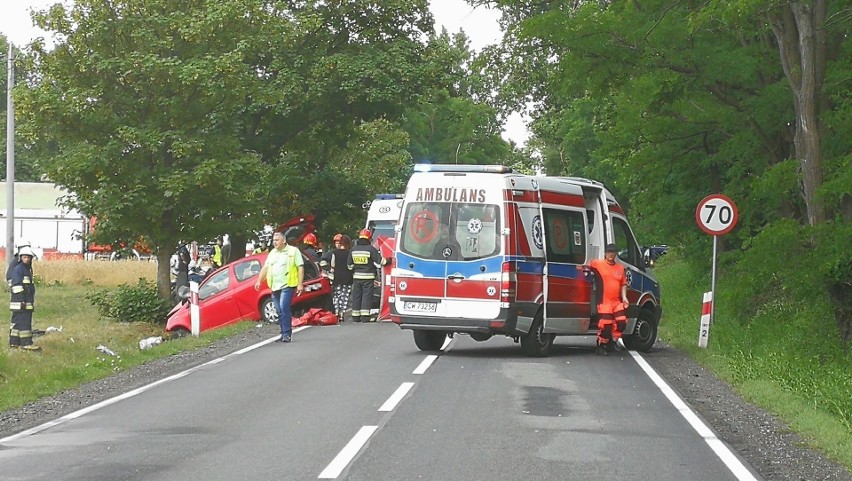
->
[190, 281, 200, 337]
[698, 291, 712, 348]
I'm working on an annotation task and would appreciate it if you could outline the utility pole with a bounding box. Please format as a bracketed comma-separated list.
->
[6, 42, 15, 269]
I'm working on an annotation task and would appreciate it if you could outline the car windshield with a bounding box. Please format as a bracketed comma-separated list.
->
[399, 202, 500, 261]
[199, 269, 230, 300]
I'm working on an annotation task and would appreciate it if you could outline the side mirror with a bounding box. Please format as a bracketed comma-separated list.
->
[177, 285, 190, 300]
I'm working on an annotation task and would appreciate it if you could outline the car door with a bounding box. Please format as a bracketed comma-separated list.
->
[232, 258, 264, 320]
[197, 268, 241, 331]
[611, 216, 646, 313]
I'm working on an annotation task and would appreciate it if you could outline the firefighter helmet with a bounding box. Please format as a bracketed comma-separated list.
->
[358, 229, 372, 240]
[303, 233, 317, 246]
[17, 246, 36, 258]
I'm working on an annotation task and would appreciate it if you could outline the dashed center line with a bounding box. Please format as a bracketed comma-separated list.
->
[378, 382, 415, 412]
[412, 355, 437, 374]
[318, 425, 378, 479]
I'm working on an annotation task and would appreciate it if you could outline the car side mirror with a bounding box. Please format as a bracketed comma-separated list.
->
[177, 285, 190, 300]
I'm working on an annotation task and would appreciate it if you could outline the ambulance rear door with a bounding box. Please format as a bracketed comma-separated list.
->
[395, 172, 504, 321]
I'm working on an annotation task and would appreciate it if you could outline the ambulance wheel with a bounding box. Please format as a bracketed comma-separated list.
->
[413, 330, 446, 352]
[521, 312, 554, 357]
[469, 333, 492, 342]
[624, 309, 657, 352]
[260, 297, 279, 323]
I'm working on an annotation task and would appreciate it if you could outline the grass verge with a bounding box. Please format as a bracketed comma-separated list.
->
[0, 259, 256, 413]
[655, 252, 852, 471]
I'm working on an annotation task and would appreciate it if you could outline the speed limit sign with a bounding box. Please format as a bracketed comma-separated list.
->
[696, 194, 738, 236]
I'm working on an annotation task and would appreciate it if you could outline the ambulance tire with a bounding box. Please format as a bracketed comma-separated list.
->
[520, 312, 554, 357]
[624, 308, 657, 352]
[413, 330, 446, 352]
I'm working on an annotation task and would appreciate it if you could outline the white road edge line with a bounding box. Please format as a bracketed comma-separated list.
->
[0, 325, 312, 444]
[630, 351, 759, 481]
[318, 425, 378, 479]
[412, 355, 438, 375]
[378, 382, 415, 412]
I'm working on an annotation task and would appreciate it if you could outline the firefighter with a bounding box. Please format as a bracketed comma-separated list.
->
[347, 229, 386, 322]
[9, 246, 40, 351]
[212, 238, 223, 267]
[584, 243, 629, 356]
[302, 233, 319, 262]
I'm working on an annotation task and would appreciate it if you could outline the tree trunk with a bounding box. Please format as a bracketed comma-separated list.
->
[156, 250, 172, 300]
[769, 1, 827, 226]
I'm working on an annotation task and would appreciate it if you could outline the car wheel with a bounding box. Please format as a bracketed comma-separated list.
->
[413, 330, 446, 352]
[261, 297, 279, 323]
[520, 311, 554, 357]
[169, 327, 191, 339]
[623, 308, 658, 352]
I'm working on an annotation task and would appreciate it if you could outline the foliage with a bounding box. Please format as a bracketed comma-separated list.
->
[656, 253, 852, 467]
[0, 35, 40, 181]
[86, 279, 172, 324]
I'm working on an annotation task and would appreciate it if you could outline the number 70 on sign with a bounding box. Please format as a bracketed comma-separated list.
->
[695, 194, 739, 236]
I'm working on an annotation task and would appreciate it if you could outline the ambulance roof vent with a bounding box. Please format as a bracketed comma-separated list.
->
[413, 164, 513, 174]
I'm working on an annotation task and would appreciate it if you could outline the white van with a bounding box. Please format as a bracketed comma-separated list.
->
[364, 194, 404, 320]
[390, 164, 662, 356]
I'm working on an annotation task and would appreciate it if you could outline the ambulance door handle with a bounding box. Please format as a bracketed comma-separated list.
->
[447, 273, 465, 281]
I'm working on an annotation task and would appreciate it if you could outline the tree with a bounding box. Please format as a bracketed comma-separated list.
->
[19, 0, 268, 298]
[1, 35, 41, 182]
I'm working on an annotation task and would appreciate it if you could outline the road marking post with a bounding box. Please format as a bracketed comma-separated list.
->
[189, 281, 200, 336]
[698, 291, 713, 348]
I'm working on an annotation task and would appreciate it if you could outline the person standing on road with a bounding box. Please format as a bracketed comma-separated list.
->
[324, 234, 353, 321]
[583, 243, 629, 356]
[212, 238, 223, 268]
[9, 246, 40, 351]
[255, 232, 304, 343]
[348, 229, 386, 323]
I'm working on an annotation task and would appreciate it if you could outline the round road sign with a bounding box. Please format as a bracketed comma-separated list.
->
[696, 194, 739, 236]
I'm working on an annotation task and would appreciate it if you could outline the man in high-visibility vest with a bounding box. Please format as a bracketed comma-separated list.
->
[212, 238, 223, 267]
[255, 232, 304, 343]
[348, 229, 386, 322]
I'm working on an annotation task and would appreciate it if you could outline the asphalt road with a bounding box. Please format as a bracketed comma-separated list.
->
[0, 323, 763, 481]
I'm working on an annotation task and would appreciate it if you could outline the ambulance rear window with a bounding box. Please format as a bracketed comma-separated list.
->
[400, 202, 500, 261]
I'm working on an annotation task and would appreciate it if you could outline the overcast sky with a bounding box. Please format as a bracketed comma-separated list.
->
[1, 0, 529, 145]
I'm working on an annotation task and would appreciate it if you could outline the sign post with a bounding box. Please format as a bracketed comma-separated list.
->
[189, 281, 200, 336]
[695, 194, 738, 348]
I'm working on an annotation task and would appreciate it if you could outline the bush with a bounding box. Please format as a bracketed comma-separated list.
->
[86, 279, 172, 324]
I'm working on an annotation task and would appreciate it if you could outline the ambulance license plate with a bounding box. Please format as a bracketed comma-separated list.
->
[404, 301, 438, 313]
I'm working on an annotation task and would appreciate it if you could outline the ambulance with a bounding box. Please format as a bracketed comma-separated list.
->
[364, 194, 404, 320]
[390, 164, 662, 356]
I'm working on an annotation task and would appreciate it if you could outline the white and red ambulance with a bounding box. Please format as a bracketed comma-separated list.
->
[364, 194, 404, 321]
[390, 164, 662, 356]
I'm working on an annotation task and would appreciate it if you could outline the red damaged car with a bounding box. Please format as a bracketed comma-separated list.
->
[166, 216, 332, 336]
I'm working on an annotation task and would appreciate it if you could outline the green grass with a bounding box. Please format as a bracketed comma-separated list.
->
[0, 285, 256, 413]
[655, 252, 852, 471]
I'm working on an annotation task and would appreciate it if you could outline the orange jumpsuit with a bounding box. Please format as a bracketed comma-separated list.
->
[590, 258, 628, 346]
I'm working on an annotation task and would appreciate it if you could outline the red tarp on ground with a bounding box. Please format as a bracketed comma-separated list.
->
[292, 308, 338, 327]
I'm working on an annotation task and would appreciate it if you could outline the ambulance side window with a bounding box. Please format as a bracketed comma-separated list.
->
[543, 209, 586, 264]
[612, 217, 642, 268]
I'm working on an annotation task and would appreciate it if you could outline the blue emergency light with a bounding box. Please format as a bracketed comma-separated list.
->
[413, 164, 513, 174]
